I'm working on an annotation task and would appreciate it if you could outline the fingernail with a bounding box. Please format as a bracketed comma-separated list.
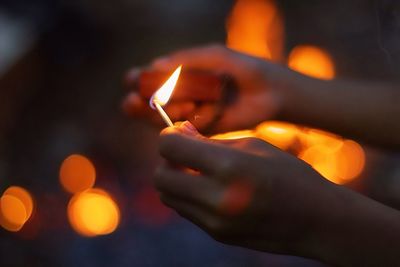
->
[180, 121, 198, 135]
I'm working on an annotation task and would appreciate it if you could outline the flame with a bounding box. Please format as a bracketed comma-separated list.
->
[226, 0, 284, 61]
[0, 186, 34, 232]
[68, 189, 120, 237]
[152, 65, 182, 106]
[288, 45, 335, 80]
[59, 154, 96, 194]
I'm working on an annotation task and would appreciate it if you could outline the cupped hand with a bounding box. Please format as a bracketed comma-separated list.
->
[154, 121, 339, 256]
[123, 44, 300, 133]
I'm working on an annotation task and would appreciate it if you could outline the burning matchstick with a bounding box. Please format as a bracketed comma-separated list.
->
[149, 65, 182, 127]
[153, 100, 173, 127]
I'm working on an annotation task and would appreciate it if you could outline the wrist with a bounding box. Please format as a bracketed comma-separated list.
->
[302, 185, 400, 266]
[274, 70, 324, 123]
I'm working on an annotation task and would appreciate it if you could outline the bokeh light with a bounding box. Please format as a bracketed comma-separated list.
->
[255, 121, 299, 150]
[288, 45, 335, 80]
[211, 130, 256, 140]
[59, 154, 96, 194]
[67, 188, 120, 237]
[299, 135, 365, 184]
[0, 186, 34, 232]
[335, 140, 365, 182]
[226, 0, 284, 60]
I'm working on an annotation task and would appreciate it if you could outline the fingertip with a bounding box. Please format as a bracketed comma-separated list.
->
[160, 125, 180, 136]
[179, 121, 199, 136]
[159, 131, 182, 157]
[124, 67, 141, 87]
[122, 92, 144, 115]
[162, 121, 200, 137]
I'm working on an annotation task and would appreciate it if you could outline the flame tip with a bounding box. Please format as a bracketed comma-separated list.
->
[153, 65, 182, 106]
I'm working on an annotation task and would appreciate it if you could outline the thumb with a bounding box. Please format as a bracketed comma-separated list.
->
[161, 121, 202, 138]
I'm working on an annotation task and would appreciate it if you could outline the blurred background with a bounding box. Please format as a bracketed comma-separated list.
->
[0, 0, 399, 266]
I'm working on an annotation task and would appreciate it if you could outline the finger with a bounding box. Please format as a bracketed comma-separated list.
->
[160, 194, 224, 237]
[189, 103, 219, 131]
[122, 92, 153, 117]
[151, 44, 239, 75]
[124, 67, 142, 89]
[154, 164, 222, 211]
[159, 130, 237, 175]
[164, 101, 196, 121]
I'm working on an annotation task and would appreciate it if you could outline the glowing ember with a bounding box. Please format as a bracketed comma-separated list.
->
[59, 154, 96, 194]
[68, 189, 120, 237]
[288, 45, 335, 80]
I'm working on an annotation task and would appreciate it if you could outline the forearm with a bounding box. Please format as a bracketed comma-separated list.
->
[278, 73, 400, 149]
[304, 185, 400, 266]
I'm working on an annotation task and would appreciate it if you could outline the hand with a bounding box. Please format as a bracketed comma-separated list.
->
[154, 121, 339, 257]
[123, 44, 302, 133]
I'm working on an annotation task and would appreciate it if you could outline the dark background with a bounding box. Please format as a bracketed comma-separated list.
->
[0, 0, 399, 266]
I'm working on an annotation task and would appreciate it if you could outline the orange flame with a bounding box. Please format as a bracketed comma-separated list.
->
[152, 65, 182, 106]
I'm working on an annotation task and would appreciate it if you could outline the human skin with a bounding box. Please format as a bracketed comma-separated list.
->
[124, 44, 400, 149]
[123, 45, 400, 265]
[156, 121, 400, 266]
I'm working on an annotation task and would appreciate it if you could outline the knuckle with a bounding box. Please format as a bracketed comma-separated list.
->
[208, 44, 228, 55]
[218, 155, 237, 175]
[153, 166, 167, 189]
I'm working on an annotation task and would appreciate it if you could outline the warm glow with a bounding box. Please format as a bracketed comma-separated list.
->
[299, 129, 344, 151]
[59, 154, 96, 194]
[226, 0, 284, 60]
[220, 181, 253, 216]
[299, 144, 340, 183]
[68, 189, 120, 237]
[288, 45, 335, 80]
[299, 134, 365, 184]
[153, 65, 182, 106]
[224, 3, 364, 184]
[0, 186, 34, 232]
[211, 130, 256, 140]
[0, 195, 27, 232]
[255, 121, 298, 150]
[3, 186, 34, 220]
[335, 140, 365, 182]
